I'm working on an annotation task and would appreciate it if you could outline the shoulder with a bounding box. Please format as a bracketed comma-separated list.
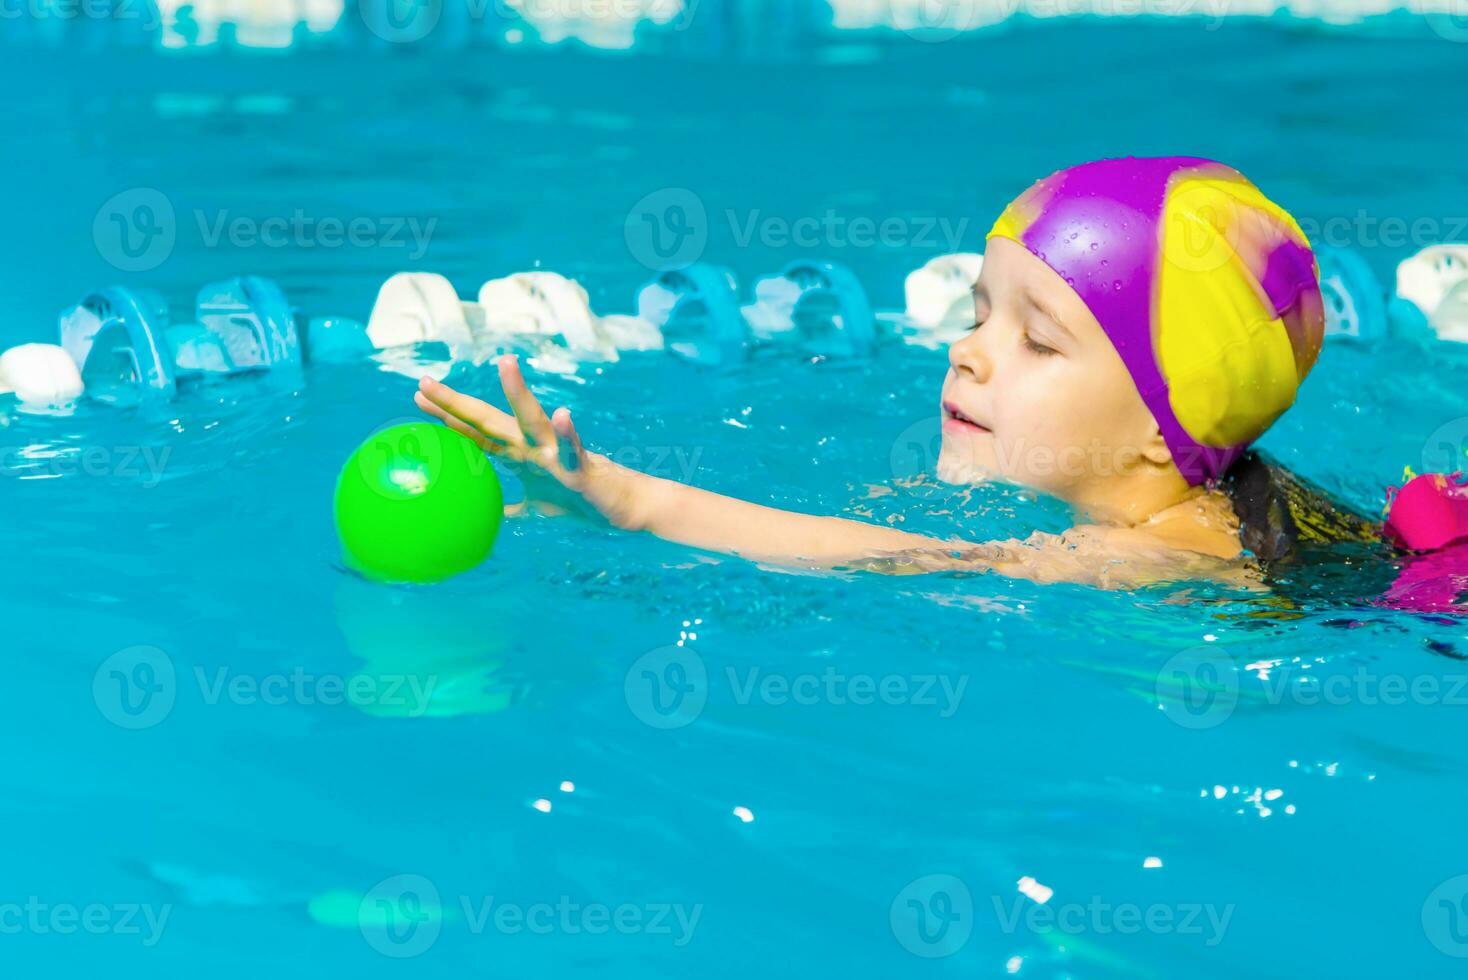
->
[1012, 522, 1258, 589]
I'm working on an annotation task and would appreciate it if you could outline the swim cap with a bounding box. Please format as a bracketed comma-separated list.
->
[986, 156, 1324, 485]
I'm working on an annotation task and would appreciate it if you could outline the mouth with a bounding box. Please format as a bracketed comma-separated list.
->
[942, 400, 991, 435]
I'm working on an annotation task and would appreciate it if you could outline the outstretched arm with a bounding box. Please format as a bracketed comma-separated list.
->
[413, 358, 1245, 587]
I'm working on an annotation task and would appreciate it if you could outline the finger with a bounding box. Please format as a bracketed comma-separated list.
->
[418, 376, 518, 445]
[497, 355, 556, 448]
[416, 393, 505, 452]
[552, 407, 584, 472]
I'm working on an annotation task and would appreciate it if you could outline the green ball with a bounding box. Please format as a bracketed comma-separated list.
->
[334, 422, 503, 583]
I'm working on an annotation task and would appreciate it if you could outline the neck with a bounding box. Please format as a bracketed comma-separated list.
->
[1067, 465, 1200, 527]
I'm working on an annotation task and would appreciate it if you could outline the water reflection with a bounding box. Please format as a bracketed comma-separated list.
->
[333, 576, 520, 718]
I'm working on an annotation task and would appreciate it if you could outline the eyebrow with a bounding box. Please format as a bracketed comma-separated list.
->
[972, 281, 1075, 339]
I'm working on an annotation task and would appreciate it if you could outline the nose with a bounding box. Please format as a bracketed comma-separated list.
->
[948, 327, 993, 384]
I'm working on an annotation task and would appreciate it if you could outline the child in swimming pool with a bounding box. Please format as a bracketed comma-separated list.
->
[413, 157, 1348, 588]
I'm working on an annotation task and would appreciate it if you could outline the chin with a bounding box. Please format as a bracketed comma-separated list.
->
[936, 439, 997, 485]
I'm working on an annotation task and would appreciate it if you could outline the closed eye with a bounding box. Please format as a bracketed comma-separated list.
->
[1023, 332, 1058, 356]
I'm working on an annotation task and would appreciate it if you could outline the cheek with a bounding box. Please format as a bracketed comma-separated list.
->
[993, 364, 1088, 445]
[991, 362, 1143, 484]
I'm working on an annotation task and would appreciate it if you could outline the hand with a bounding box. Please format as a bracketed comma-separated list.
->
[413, 355, 649, 529]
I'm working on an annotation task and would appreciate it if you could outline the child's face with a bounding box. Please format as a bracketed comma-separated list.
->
[938, 237, 1165, 499]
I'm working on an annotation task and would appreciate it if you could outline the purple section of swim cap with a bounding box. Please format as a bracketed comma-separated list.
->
[1014, 156, 1238, 484]
[1259, 238, 1316, 316]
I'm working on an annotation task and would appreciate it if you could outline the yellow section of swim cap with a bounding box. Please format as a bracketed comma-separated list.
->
[1156, 176, 1304, 448]
[987, 174, 1055, 244]
[987, 200, 1030, 244]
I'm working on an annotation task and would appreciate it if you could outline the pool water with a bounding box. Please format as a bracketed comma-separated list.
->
[6, 16, 1468, 978]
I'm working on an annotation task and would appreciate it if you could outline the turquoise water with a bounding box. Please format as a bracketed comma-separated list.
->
[6, 14, 1468, 978]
